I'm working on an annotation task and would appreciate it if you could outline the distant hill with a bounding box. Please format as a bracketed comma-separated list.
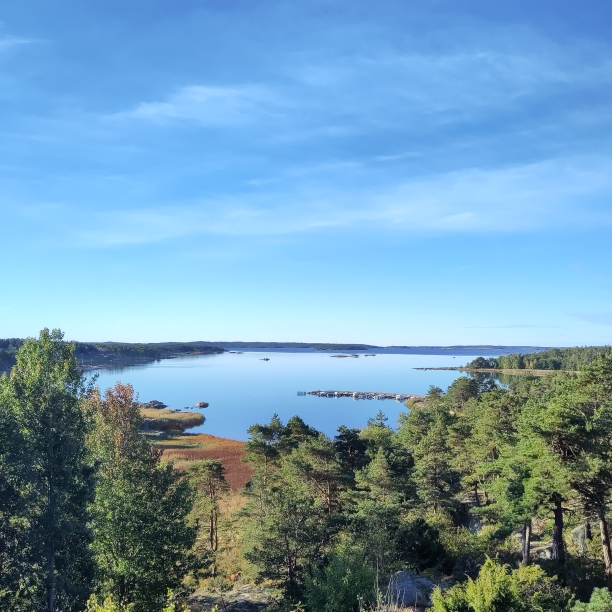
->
[182, 341, 374, 350]
[0, 337, 563, 373]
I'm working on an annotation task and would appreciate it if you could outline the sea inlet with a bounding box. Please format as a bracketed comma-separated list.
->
[88, 348, 506, 440]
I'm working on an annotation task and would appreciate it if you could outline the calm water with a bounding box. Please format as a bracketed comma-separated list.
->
[88, 350, 500, 440]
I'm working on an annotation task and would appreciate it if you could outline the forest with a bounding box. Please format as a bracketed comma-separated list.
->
[0, 339, 225, 373]
[4, 330, 612, 611]
[466, 346, 612, 371]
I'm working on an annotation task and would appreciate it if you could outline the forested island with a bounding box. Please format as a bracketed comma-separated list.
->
[466, 345, 612, 371]
[4, 331, 612, 611]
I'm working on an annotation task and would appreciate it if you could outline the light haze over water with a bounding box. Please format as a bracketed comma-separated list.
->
[89, 349, 502, 440]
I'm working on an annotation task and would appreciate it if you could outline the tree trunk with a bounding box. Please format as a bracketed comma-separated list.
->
[210, 510, 215, 550]
[552, 498, 565, 564]
[214, 510, 219, 551]
[586, 522, 593, 541]
[521, 520, 532, 565]
[47, 550, 56, 612]
[47, 413, 57, 612]
[598, 506, 612, 581]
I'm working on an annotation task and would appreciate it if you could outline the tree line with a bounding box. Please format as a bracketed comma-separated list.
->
[5, 330, 612, 611]
[0, 337, 225, 373]
[467, 345, 612, 371]
[238, 356, 612, 611]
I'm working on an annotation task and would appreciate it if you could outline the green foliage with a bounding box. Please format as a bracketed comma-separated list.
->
[187, 460, 230, 553]
[4, 328, 95, 611]
[431, 558, 572, 612]
[244, 483, 331, 598]
[86, 595, 134, 611]
[572, 588, 612, 612]
[304, 544, 376, 612]
[85, 591, 190, 612]
[467, 346, 612, 372]
[0, 373, 30, 606]
[89, 383, 198, 612]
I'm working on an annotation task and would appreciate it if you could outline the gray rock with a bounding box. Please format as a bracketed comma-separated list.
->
[572, 523, 594, 554]
[531, 541, 554, 559]
[388, 571, 436, 608]
[195, 401, 209, 408]
[141, 400, 167, 409]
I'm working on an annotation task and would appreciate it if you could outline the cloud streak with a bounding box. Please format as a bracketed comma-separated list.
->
[111, 85, 283, 126]
[572, 313, 612, 326]
[62, 154, 612, 246]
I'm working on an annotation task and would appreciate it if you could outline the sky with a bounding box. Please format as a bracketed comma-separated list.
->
[1, 0, 612, 346]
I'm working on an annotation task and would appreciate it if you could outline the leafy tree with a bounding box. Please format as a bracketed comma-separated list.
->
[0, 372, 32, 608]
[88, 383, 197, 612]
[8, 328, 95, 612]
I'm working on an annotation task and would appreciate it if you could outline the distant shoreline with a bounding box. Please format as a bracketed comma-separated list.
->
[414, 366, 564, 376]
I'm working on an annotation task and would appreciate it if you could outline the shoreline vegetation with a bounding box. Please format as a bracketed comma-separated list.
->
[415, 366, 556, 376]
[6, 330, 612, 611]
[464, 345, 612, 372]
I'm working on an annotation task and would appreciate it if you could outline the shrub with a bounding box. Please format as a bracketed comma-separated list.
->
[431, 558, 572, 612]
[304, 545, 376, 612]
[572, 588, 612, 612]
[86, 596, 133, 611]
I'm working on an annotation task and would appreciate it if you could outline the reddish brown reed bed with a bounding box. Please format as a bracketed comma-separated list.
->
[159, 433, 253, 490]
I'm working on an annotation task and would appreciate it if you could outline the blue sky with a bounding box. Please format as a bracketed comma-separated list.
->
[1, 0, 612, 346]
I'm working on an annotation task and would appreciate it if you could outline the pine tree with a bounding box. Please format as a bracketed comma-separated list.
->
[187, 460, 230, 553]
[398, 398, 460, 515]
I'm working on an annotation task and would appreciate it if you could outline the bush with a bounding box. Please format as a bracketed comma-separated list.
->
[86, 594, 190, 612]
[400, 517, 448, 572]
[572, 588, 612, 612]
[304, 545, 376, 612]
[431, 558, 572, 612]
[87, 596, 133, 612]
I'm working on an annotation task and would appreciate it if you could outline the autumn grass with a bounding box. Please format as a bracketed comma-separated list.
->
[155, 433, 253, 490]
[140, 408, 205, 432]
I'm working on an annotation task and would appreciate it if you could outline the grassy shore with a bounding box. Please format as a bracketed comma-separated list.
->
[154, 432, 252, 490]
[140, 407, 205, 432]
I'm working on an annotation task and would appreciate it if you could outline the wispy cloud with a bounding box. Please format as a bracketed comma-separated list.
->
[572, 313, 612, 326]
[0, 35, 35, 51]
[466, 325, 562, 329]
[110, 85, 282, 125]
[62, 154, 612, 246]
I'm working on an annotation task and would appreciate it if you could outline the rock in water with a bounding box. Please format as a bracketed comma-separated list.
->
[195, 401, 209, 408]
[388, 571, 436, 608]
[141, 400, 167, 409]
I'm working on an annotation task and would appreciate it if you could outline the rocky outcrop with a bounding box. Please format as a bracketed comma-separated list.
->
[190, 584, 270, 612]
[387, 571, 438, 608]
[195, 401, 209, 408]
[140, 400, 167, 409]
